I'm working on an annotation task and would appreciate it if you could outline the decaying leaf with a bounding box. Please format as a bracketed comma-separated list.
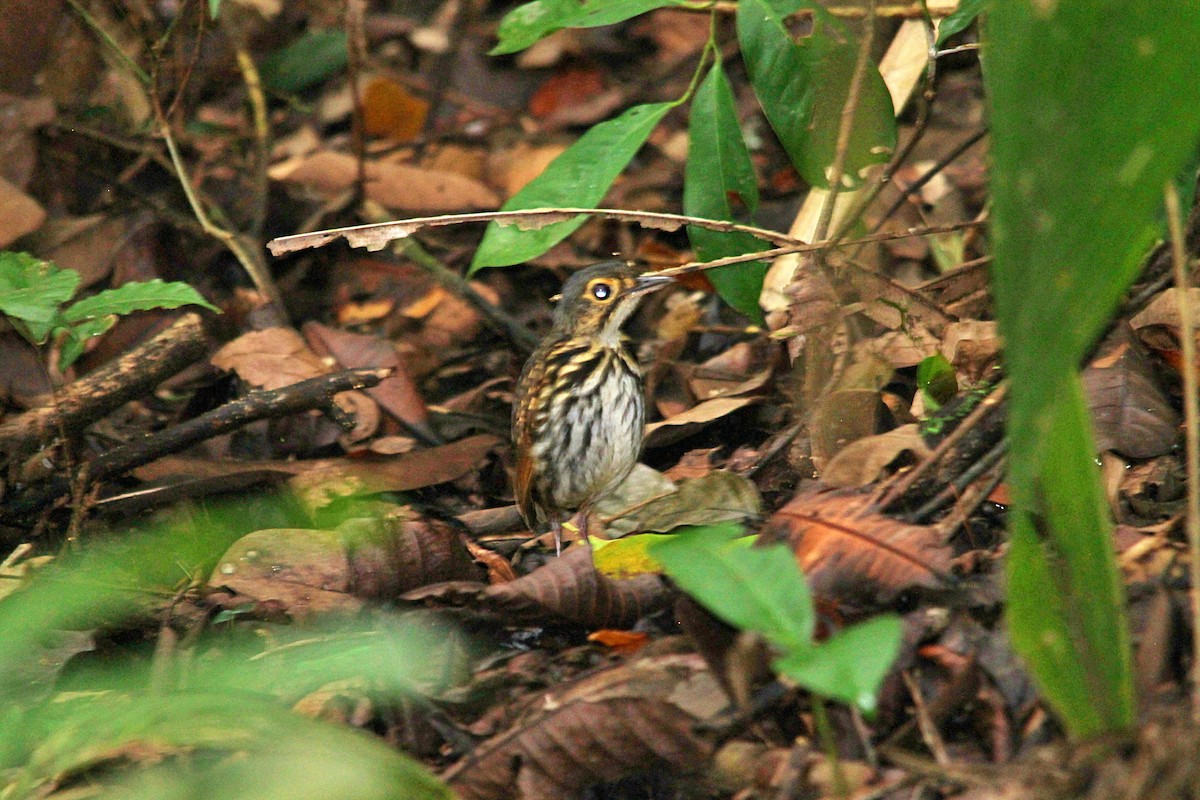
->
[822, 424, 932, 489]
[1083, 326, 1178, 459]
[442, 653, 725, 800]
[761, 490, 953, 605]
[209, 511, 481, 618]
[601, 470, 762, 537]
[644, 397, 760, 448]
[400, 544, 670, 629]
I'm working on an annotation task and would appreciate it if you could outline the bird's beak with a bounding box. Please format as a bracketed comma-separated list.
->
[630, 273, 675, 297]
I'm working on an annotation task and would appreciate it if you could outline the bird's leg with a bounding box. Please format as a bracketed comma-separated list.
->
[558, 510, 589, 554]
[551, 519, 563, 556]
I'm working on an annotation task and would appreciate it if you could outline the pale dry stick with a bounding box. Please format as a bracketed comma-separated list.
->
[268, 208, 807, 255]
[1165, 182, 1200, 723]
[658, 220, 984, 278]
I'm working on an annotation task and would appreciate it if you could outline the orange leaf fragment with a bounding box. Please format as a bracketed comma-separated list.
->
[362, 77, 429, 142]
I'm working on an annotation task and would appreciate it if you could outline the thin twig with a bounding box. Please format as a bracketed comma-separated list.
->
[234, 46, 271, 238]
[871, 383, 1007, 513]
[1165, 182, 1200, 723]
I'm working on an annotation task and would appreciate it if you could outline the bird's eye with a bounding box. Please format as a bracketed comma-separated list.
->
[590, 280, 614, 301]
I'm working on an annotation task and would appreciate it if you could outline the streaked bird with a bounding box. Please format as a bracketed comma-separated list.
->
[512, 261, 673, 552]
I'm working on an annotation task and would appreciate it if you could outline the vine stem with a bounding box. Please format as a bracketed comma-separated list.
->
[1166, 182, 1200, 723]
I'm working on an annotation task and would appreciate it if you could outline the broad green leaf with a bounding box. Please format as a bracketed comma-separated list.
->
[61, 279, 217, 322]
[260, 29, 348, 94]
[684, 62, 768, 323]
[987, 2, 1200, 737]
[774, 616, 902, 714]
[737, 0, 895, 189]
[0, 252, 79, 339]
[471, 102, 673, 270]
[936, 0, 986, 47]
[4, 692, 451, 800]
[650, 523, 813, 649]
[492, 0, 680, 55]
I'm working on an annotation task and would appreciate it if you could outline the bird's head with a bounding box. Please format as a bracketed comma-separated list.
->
[551, 261, 674, 343]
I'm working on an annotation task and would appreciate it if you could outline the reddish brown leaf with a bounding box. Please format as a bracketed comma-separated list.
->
[761, 490, 953, 604]
[303, 321, 433, 440]
[361, 77, 429, 142]
[400, 544, 670, 629]
[1083, 325, 1178, 459]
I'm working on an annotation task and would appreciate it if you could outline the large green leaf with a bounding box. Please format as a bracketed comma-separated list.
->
[62, 279, 217, 322]
[737, 0, 895, 189]
[4, 692, 451, 800]
[471, 102, 673, 271]
[986, 2, 1200, 737]
[651, 523, 814, 651]
[936, 0, 987, 47]
[0, 252, 79, 341]
[492, 0, 680, 55]
[260, 29, 348, 94]
[684, 62, 768, 323]
[774, 616, 902, 714]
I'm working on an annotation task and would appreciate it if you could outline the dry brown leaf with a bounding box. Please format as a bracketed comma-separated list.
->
[361, 76, 429, 142]
[761, 490, 953, 604]
[400, 543, 670, 629]
[0, 174, 44, 247]
[209, 511, 480, 619]
[274, 150, 499, 213]
[211, 327, 329, 390]
[644, 397, 759, 448]
[822, 424, 932, 489]
[1130, 287, 1200, 332]
[1083, 326, 1178, 459]
[443, 653, 724, 800]
[302, 321, 433, 437]
[940, 320, 1001, 380]
[487, 141, 570, 198]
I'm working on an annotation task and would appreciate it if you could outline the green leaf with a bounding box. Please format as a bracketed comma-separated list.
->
[5, 692, 452, 800]
[916, 353, 957, 410]
[260, 29, 348, 94]
[471, 102, 673, 271]
[774, 616, 902, 714]
[737, 0, 896, 189]
[0, 253, 79, 341]
[61, 280, 217, 323]
[986, 1, 1200, 737]
[492, 0, 681, 56]
[684, 62, 768, 323]
[207, 0, 221, 19]
[58, 316, 117, 369]
[936, 0, 987, 47]
[650, 523, 813, 650]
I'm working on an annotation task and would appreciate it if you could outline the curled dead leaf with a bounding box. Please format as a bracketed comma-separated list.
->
[443, 653, 724, 800]
[400, 544, 670, 629]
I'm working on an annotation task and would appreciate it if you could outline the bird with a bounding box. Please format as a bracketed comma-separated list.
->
[512, 261, 673, 553]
